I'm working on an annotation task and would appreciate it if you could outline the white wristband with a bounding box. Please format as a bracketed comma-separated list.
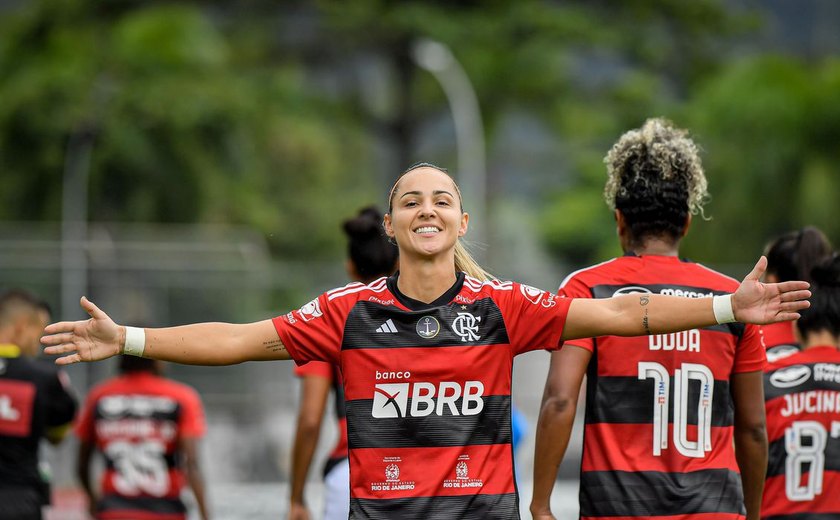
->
[123, 326, 146, 357]
[712, 295, 736, 324]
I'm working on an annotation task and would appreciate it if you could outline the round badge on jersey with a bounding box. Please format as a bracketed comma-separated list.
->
[416, 316, 440, 339]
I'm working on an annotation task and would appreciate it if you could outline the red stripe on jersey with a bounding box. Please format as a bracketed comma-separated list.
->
[762, 321, 797, 349]
[0, 378, 35, 437]
[349, 444, 514, 500]
[582, 514, 744, 520]
[341, 345, 512, 400]
[762, 472, 840, 517]
[581, 422, 738, 474]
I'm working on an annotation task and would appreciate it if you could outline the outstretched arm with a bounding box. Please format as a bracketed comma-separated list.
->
[562, 257, 810, 341]
[41, 297, 290, 365]
[531, 345, 590, 520]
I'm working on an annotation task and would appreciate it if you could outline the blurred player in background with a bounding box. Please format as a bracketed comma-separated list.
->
[763, 227, 833, 362]
[289, 206, 397, 520]
[76, 355, 209, 520]
[762, 253, 840, 519]
[532, 118, 769, 520]
[0, 289, 77, 520]
[42, 164, 809, 520]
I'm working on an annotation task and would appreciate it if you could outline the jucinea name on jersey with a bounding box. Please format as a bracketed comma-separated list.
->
[780, 391, 840, 417]
[649, 329, 701, 353]
[371, 381, 485, 418]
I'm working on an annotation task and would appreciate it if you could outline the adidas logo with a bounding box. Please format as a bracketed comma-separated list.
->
[376, 319, 398, 333]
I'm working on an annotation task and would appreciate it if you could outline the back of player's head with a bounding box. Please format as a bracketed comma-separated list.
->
[603, 118, 709, 246]
[796, 253, 840, 339]
[118, 354, 159, 374]
[343, 206, 398, 282]
[0, 288, 45, 327]
[765, 226, 833, 283]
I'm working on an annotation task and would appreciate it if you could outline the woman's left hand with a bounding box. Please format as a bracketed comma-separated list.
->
[732, 256, 811, 324]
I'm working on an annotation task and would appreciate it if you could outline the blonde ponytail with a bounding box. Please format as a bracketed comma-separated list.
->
[454, 240, 494, 281]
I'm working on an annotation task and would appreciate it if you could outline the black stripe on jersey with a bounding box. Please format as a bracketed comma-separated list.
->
[764, 514, 840, 520]
[590, 284, 745, 337]
[579, 468, 745, 517]
[342, 299, 510, 350]
[767, 435, 840, 477]
[99, 494, 186, 515]
[763, 364, 840, 402]
[346, 395, 510, 449]
[105, 453, 178, 471]
[350, 493, 518, 520]
[585, 375, 734, 427]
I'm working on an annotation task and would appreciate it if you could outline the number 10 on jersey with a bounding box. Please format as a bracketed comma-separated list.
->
[638, 362, 714, 458]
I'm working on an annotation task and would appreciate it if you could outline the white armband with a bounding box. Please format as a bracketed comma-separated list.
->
[123, 326, 146, 357]
[712, 294, 736, 324]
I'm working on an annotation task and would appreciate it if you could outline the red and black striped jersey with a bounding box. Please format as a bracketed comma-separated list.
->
[75, 372, 206, 520]
[558, 254, 766, 520]
[763, 322, 801, 363]
[294, 361, 349, 476]
[0, 345, 77, 491]
[762, 346, 840, 519]
[274, 272, 570, 519]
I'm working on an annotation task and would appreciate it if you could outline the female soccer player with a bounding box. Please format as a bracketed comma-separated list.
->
[763, 227, 833, 361]
[42, 164, 808, 520]
[289, 206, 397, 520]
[762, 253, 840, 519]
[532, 119, 778, 520]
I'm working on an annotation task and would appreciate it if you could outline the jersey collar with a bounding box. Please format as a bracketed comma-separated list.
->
[387, 271, 466, 311]
[0, 344, 22, 358]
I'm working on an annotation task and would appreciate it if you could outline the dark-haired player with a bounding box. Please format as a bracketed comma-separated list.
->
[289, 206, 397, 520]
[75, 355, 209, 520]
[532, 119, 769, 520]
[763, 227, 833, 362]
[762, 253, 840, 519]
[0, 289, 77, 520]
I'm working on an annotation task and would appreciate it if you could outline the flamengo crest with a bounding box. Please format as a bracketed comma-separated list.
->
[452, 312, 481, 342]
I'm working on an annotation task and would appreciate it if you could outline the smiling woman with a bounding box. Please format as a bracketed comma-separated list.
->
[41, 163, 810, 520]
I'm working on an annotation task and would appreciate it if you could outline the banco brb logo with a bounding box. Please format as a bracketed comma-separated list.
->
[372, 381, 485, 418]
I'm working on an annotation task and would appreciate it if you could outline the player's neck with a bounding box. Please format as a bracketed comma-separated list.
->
[396, 255, 458, 304]
[625, 237, 680, 257]
[802, 330, 839, 350]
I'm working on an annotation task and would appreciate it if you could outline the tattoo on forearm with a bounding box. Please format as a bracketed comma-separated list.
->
[640, 296, 652, 335]
[263, 339, 285, 353]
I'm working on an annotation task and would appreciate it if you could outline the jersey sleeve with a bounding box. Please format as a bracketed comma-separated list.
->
[178, 385, 207, 439]
[294, 360, 334, 380]
[733, 323, 767, 373]
[498, 282, 572, 355]
[74, 392, 97, 442]
[46, 368, 77, 428]
[272, 292, 347, 366]
[557, 275, 595, 353]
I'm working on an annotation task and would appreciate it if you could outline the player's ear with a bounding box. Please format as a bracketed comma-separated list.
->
[383, 213, 395, 238]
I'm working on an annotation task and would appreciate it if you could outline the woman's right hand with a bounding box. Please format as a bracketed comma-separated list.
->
[41, 296, 123, 365]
